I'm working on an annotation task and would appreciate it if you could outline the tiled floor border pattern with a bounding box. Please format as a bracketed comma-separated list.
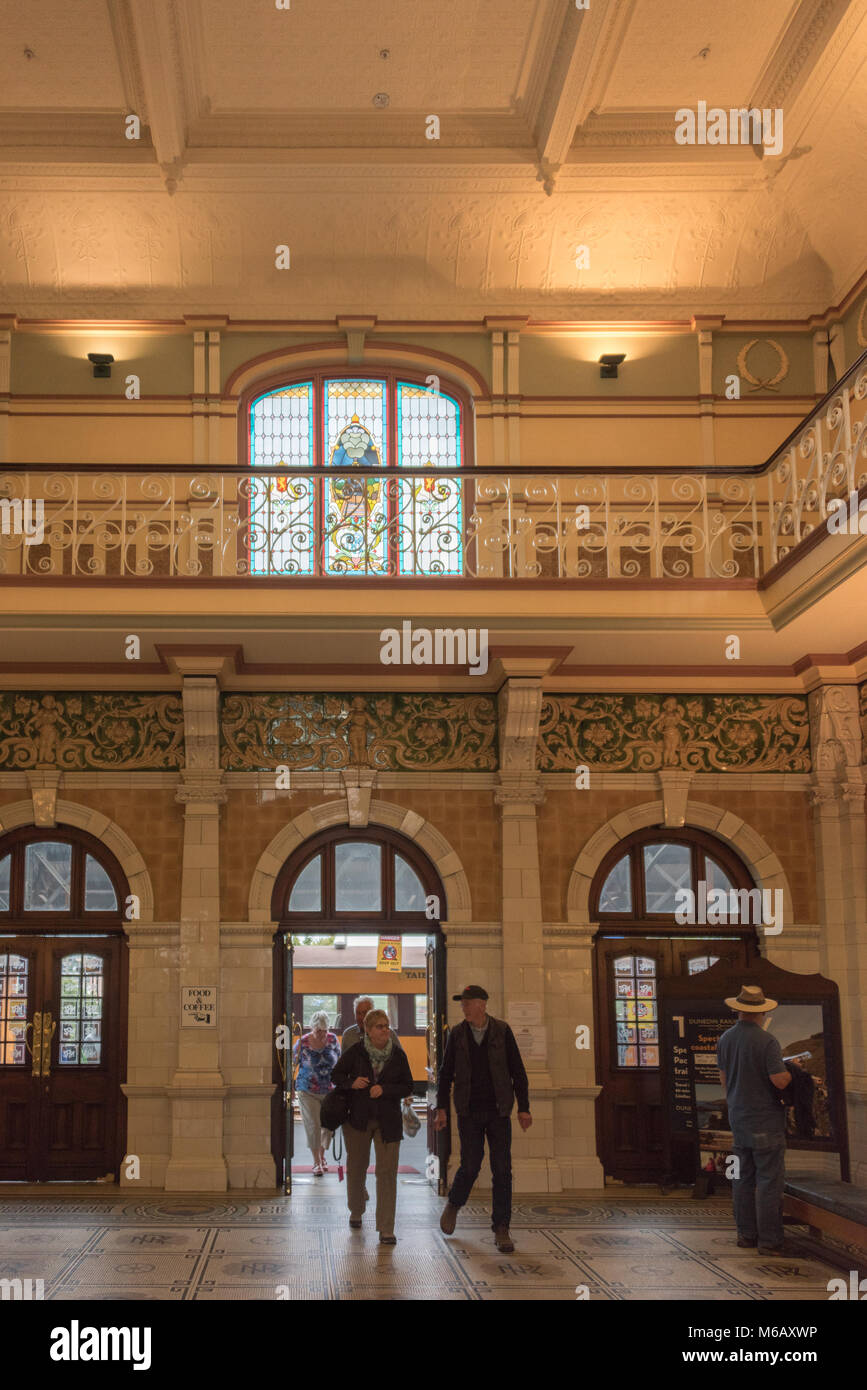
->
[0, 1189, 848, 1301]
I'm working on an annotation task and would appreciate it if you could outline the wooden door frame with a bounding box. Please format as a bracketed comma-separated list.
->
[0, 930, 128, 1182]
[270, 923, 447, 1187]
[593, 930, 758, 1181]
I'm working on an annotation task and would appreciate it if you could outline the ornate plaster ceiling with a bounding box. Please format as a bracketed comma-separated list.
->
[0, 0, 864, 320]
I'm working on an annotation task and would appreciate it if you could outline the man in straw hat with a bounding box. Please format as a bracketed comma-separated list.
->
[716, 984, 795, 1255]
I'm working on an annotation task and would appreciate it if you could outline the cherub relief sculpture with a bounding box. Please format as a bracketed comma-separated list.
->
[647, 696, 688, 768]
[32, 694, 70, 766]
[343, 695, 376, 767]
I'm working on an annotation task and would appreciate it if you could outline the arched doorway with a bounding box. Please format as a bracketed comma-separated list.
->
[0, 826, 129, 1182]
[590, 827, 760, 1183]
[270, 826, 448, 1194]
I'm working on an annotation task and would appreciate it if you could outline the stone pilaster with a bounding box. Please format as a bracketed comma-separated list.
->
[495, 676, 561, 1192]
[807, 685, 867, 1181]
[163, 676, 229, 1191]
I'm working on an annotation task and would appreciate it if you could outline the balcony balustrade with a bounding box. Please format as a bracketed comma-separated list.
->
[1, 353, 865, 583]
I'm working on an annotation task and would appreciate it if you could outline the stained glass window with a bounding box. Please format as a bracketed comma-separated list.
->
[613, 955, 658, 1067]
[249, 373, 464, 577]
[0, 954, 29, 1065]
[0, 855, 9, 911]
[58, 953, 103, 1065]
[397, 384, 462, 576]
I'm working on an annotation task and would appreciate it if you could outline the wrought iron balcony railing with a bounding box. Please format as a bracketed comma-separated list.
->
[1, 352, 865, 582]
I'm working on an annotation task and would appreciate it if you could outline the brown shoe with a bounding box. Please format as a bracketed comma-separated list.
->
[439, 1202, 458, 1235]
[494, 1226, 514, 1253]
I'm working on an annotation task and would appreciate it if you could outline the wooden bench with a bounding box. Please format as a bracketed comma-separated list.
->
[784, 1174, 867, 1259]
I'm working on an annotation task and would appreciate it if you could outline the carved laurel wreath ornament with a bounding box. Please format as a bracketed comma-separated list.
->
[735, 338, 790, 392]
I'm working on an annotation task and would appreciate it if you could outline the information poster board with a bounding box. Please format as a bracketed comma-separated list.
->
[664, 1003, 734, 1184]
[660, 958, 850, 1185]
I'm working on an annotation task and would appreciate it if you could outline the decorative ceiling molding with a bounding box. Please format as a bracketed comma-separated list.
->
[534, 0, 638, 178]
[126, 0, 189, 189]
[754, 0, 851, 112]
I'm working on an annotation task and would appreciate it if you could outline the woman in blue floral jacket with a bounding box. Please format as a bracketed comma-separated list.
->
[293, 1011, 341, 1175]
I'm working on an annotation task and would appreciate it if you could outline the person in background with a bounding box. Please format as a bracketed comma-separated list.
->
[341, 994, 401, 1053]
[716, 984, 795, 1255]
[293, 1010, 341, 1176]
[435, 985, 531, 1254]
[331, 1008, 414, 1244]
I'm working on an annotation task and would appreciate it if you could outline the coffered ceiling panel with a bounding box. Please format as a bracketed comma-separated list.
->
[0, 0, 126, 109]
[0, 0, 864, 318]
[197, 0, 539, 112]
[599, 0, 797, 111]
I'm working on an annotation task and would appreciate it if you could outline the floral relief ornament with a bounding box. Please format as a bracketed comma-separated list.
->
[0, 693, 185, 770]
[220, 693, 498, 771]
[537, 694, 810, 773]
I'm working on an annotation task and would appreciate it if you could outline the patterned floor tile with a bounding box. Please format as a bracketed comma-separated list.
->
[59, 1253, 201, 1286]
[0, 1186, 848, 1302]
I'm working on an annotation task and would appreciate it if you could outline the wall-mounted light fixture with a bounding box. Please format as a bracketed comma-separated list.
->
[87, 352, 114, 379]
[599, 353, 626, 380]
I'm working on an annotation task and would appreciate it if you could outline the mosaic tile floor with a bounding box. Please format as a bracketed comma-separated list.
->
[0, 1181, 844, 1301]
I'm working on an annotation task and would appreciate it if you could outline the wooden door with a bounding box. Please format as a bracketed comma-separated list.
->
[0, 935, 126, 1181]
[594, 934, 754, 1181]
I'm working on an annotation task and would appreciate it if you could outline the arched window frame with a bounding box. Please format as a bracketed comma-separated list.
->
[271, 826, 446, 930]
[589, 827, 758, 935]
[241, 366, 474, 579]
[0, 826, 127, 934]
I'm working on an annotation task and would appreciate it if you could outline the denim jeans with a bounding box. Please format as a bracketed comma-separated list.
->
[448, 1111, 512, 1229]
[732, 1135, 786, 1248]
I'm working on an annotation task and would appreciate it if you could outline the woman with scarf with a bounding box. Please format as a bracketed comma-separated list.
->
[330, 1007, 414, 1244]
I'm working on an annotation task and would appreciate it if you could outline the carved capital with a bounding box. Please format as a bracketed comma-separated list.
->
[808, 780, 839, 809]
[175, 771, 228, 806]
[495, 774, 545, 807]
[808, 685, 861, 775]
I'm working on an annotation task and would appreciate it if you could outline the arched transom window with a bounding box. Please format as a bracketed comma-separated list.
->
[248, 372, 465, 577]
[272, 827, 445, 928]
[592, 829, 755, 923]
[0, 829, 124, 927]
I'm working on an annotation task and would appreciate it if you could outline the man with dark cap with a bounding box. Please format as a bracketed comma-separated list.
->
[434, 985, 531, 1253]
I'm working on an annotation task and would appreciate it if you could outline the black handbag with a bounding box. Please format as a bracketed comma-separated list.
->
[320, 1087, 350, 1132]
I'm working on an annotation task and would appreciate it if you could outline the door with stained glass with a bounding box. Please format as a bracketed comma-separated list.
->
[0, 829, 128, 1182]
[591, 829, 759, 1182]
[0, 936, 125, 1181]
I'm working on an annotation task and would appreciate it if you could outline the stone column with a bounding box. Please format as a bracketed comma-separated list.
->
[808, 685, 867, 1182]
[495, 673, 561, 1192]
[163, 674, 229, 1191]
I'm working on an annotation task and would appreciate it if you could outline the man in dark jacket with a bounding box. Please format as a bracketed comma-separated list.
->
[716, 984, 794, 1255]
[434, 984, 531, 1253]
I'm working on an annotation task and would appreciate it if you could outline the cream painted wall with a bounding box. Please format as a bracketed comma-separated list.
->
[11, 333, 193, 396]
[520, 332, 700, 398]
